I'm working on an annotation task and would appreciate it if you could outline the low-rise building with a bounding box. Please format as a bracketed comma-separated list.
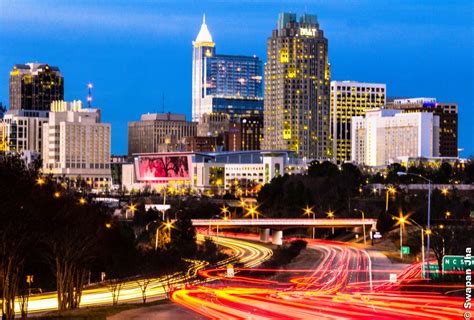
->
[121, 150, 294, 194]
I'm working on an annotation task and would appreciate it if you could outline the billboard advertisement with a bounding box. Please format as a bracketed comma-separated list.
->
[135, 155, 191, 181]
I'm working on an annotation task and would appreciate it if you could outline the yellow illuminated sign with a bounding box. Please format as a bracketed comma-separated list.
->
[299, 27, 317, 37]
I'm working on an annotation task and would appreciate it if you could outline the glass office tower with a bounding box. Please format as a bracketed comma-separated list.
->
[192, 16, 263, 122]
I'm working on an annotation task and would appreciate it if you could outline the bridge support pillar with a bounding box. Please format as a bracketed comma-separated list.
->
[271, 230, 283, 246]
[259, 228, 270, 243]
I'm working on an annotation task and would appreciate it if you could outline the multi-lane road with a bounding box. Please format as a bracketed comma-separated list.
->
[22, 234, 272, 315]
[172, 239, 466, 319]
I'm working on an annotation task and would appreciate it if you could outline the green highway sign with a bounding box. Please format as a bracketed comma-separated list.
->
[423, 263, 440, 280]
[442, 255, 472, 273]
[401, 246, 410, 254]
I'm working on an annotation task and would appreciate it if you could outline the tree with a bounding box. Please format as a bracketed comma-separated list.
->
[41, 192, 107, 311]
[0, 154, 38, 319]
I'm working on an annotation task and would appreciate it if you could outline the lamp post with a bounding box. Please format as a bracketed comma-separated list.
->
[405, 218, 426, 279]
[385, 186, 396, 212]
[221, 205, 230, 220]
[245, 204, 260, 220]
[127, 203, 137, 220]
[396, 214, 407, 259]
[397, 172, 432, 276]
[354, 209, 366, 245]
[327, 210, 335, 235]
[303, 205, 315, 239]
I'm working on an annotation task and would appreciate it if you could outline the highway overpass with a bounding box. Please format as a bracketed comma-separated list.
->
[190, 218, 377, 245]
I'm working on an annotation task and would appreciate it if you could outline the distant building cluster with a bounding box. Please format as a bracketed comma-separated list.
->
[1, 65, 111, 190]
[0, 12, 460, 193]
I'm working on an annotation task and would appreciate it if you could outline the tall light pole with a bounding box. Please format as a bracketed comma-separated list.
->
[385, 186, 396, 212]
[354, 209, 366, 245]
[406, 218, 426, 279]
[303, 205, 315, 239]
[327, 210, 335, 235]
[397, 172, 432, 276]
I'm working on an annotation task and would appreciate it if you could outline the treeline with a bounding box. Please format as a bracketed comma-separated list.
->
[0, 154, 215, 319]
[258, 160, 474, 220]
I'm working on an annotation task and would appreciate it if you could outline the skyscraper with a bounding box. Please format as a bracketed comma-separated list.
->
[9, 63, 64, 111]
[330, 81, 386, 163]
[263, 13, 331, 159]
[192, 16, 263, 121]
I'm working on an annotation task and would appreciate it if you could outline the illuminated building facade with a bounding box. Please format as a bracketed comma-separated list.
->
[387, 98, 458, 157]
[0, 110, 48, 153]
[128, 113, 197, 156]
[351, 109, 440, 167]
[192, 16, 263, 121]
[9, 63, 64, 111]
[121, 150, 291, 193]
[330, 81, 386, 163]
[263, 13, 331, 159]
[42, 101, 111, 189]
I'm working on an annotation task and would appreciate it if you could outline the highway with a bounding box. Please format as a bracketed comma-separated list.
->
[172, 239, 466, 319]
[20, 234, 273, 315]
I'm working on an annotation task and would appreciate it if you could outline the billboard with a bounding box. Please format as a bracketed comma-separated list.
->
[135, 155, 191, 181]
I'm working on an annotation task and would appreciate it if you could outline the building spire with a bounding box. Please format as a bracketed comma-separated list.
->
[194, 14, 213, 44]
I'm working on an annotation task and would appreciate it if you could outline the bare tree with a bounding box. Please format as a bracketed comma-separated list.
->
[136, 278, 152, 303]
[106, 279, 123, 306]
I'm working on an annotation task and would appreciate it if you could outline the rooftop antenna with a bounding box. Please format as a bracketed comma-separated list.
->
[87, 82, 93, 108]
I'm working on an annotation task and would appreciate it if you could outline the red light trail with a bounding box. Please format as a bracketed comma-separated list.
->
[172, 238, 465, 319]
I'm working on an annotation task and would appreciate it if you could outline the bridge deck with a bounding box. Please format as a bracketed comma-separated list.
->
[190, 218, 377, 228]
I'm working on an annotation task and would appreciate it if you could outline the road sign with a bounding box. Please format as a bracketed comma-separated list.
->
[442, 255, 471, 273]
[423, 263, 440, 280]
[226, 264, 234, 278]
[389, 273, 397, 283]
[401, 246, 410, 254]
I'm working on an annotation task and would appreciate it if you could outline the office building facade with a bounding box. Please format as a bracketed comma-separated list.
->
[42, 100, 111, 189]
[351, 109, 439, 167]
[9, 63, 64, 111]
[0, 110, 48, 153]
[128, 113, 197, 156]
[263, 13, 331, 159]
[192, 16, 263, 121]
[330, 81, 386, 163]
[387, 98, 458, 157]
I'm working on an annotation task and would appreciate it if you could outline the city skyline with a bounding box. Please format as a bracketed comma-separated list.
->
[0, 0, 472, 156]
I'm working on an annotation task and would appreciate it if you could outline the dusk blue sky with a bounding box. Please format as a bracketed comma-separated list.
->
[1, 0, 472, 156]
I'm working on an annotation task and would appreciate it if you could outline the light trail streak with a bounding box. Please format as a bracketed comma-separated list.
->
[172, 238, 465, 319]
[15, 234, 272, 315]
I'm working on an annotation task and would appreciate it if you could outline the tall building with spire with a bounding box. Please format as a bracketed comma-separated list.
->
[192, 15, 263, 122]
[263, 13, 331, 159]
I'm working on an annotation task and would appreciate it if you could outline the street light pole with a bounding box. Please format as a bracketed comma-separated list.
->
[397, 172, 432, 276]
[400, 222, 403, 259]
[354, 209, 367, 245]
